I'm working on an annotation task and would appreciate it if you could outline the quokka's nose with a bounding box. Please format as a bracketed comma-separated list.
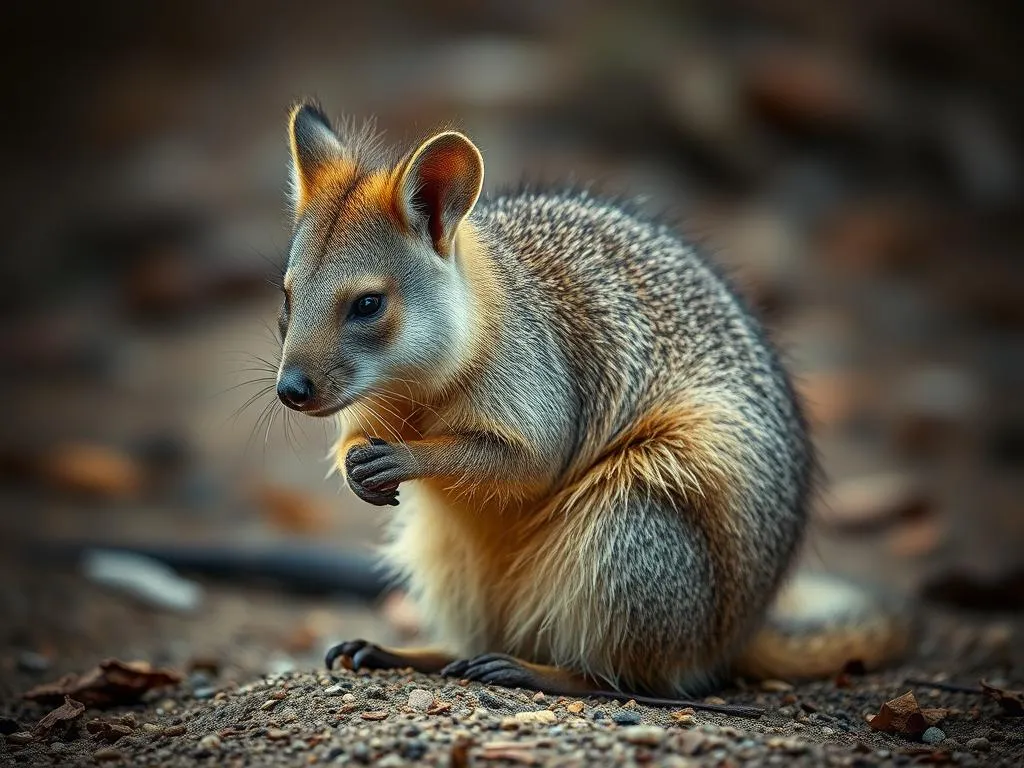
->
[277, 368, 315, 409]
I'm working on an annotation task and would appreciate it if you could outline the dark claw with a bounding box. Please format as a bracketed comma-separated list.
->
[348, 476, 400, 506]
[440, 659, 469, 678]
[326, 639, 372, 670]
[442, 653, 537, 689]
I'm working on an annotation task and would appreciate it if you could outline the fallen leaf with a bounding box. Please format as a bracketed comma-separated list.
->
[980, 681, 1024, 716]
[44, 443, 143, 499]
[85, 718, 134, 743]
[32, 696, 85, 740]
[867, 691, 947, 736]
[24, 659, 181, 707]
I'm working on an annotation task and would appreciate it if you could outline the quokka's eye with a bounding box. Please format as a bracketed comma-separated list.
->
[351, 293, 385, 319]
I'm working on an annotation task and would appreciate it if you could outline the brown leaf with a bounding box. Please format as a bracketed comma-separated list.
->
[867, 691, 944, 736]
[85, 718, 134, 744]
[980, 680, 1024, 716]
[44, 443, 144, 499]
[32, 696, 85, 740]
[24, 659, 181, 707]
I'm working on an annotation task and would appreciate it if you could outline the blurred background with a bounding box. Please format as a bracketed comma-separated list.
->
[1, 0, 1021, 694]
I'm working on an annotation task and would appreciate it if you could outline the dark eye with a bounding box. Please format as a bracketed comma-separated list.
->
[351, 293, 384, 319]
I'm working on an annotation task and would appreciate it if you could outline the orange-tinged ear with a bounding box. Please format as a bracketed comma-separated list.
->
[394, 132, 483, 257]
[287, 103, 343, 216]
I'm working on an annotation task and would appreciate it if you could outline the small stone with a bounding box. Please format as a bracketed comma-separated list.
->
[704, 696, 727, 706]
[820, 726, 834, 736]
[324, 685, 347, 696]
[163, 725, 186, 738]
[566, 701, 585, 714]
[622, 725, 666, 745]
[477, 690, 506, 710]
[966, 737, 990, 752]
[514, 710, 557, 725]
[921, 727, 945, 744]
[402, 738, 428, 760]
[261, 699, 279, 711]
[198, 734, 221, 750]
[500, 717, 520, 730]
[6, 731, 33, 745]
[361, 711, 389, 721]
[93, 747, 123, 761]
[142, 724, 163, 737]
[612, 710, 642, 725]
[761, 679, 794, 692]
[365, 685, 387, 700]
[342, 693, 357, 703]
[532, 692, 546, 702]
[266, 728, 290, 741]
[193, 687, 216, 700]
[407, 688, 434, 711]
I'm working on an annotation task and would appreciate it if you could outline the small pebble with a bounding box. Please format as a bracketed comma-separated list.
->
[514, 710, 557, 725]
[402, 738, 428, 760]
[163, 725, 186, 738]
[922, 727, 945, 745]
[93, 747, 123, 762]
[198, 734, 221, 750]
[324, 685, 347, 696]
[966, 737, 990, 752]
[342, 693, 357, 703]
[266, 728, 290, 741]
[532, 692, 545, 702]
[193, 687, 216, 700]
[407, 688, 434, 711]
[621, 725, 665, 745]
[612, 710, 642, 725]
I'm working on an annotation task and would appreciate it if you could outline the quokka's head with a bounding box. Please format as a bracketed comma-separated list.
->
[275, 103, 484, 417]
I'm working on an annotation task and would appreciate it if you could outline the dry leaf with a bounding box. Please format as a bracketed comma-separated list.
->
[867, 691, 947, 736]
[981, 680, 1024, 716]
[44, 443, 143, 499]
[24, 659, 181, 707]
[85, 718, 134, 744]
[32, 696, 85, 740]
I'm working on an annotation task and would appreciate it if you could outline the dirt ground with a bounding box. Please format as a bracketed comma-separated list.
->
[0, 562, 1022, 767]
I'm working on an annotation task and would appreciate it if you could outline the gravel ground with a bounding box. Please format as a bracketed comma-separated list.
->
[3, 665, 1024, 767]
[1, 563, 1021, 768]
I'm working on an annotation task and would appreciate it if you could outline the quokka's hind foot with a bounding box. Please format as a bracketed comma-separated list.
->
[325, 640, 454, 674]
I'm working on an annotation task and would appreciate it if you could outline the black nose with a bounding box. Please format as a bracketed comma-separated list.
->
[277, 368, 315, 409]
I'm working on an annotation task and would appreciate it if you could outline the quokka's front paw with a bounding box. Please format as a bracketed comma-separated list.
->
[345, 437, 407, 506]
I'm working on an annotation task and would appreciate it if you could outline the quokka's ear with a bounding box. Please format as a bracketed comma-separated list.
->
[287, 102, 342, 215]
[394, 132, 483, 257]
